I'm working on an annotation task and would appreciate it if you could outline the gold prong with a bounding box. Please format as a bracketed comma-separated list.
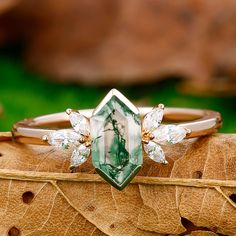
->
[70, 165, 76, 173]
[149, 133, 154, 140]
[42, 135, 48, 142]
[79, 137, 85, 144]
[142, 129, 149, 135]
[85, 141, 91, 147]
[142, 139, 149, 144]
[66, 108, 72, 115]
[185, 128, 192, 134]
[158, 103, 165, 109]
[162, 159, 168, 165]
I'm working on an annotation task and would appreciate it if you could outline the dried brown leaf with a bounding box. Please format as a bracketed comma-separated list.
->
[0, 134, 235, 235]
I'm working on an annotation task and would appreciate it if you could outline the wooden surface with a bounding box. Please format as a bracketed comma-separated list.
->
[0, 133, 235, 235]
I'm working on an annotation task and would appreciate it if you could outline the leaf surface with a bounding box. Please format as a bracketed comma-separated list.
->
[0, 134, 235, 235]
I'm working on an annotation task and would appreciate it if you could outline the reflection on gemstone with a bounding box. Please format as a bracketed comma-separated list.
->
[91, 89, 142, 190]
[70, 144, 90, 168]
[143, 107, 164, 131]
[153, 125, 187, 144]
[69, 111, 90, 136]
[47, 129, 81, 149]
[144, 141, 167, 164]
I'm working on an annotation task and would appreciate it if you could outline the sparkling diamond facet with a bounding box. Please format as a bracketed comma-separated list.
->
[144, 141, 166, 164]
[91, 89, 142, 190]
[70, 144, 90, 167]
[47, 130, 80, 149]
[69, 111, 90, 136]
[153, 125, 187, 144]
[143, 107, 164, 132]
[152, 125, 169, 144]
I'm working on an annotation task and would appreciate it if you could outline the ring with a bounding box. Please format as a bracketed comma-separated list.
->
[12, 89, 222, 190]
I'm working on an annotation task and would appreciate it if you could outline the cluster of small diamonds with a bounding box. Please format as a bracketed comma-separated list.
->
[142, 104, 189, 164]
[44, 109, 91, 171]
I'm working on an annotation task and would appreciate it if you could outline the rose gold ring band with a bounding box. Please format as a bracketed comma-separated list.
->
[12, 107, 222, 145]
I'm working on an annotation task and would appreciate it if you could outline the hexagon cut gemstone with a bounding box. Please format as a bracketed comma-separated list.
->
[91, 89, 142, 190]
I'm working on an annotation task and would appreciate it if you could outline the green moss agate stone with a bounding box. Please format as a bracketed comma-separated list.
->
[91, 89, 142, 190]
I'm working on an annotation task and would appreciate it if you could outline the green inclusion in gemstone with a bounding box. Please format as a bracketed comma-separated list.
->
[90, 89, 142, 190]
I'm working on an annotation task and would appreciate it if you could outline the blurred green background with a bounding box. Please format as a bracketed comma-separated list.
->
[0, 55, 235, 133]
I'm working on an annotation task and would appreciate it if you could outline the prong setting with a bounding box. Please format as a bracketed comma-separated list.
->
[85, 141, 91, 147]
[66, 108, 73, 115]
[162, 160, 168, 165]
[185, 128, 192, 135]
[42, 135, 48, 141]
[79, 137, 86, 144]
[70, 165, 76, 173]
[158, 103, 165, 109]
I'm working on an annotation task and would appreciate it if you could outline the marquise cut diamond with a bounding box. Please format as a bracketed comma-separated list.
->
[143, 107, 164, 131]
[153, 125, 187, 144]
[71, 144, 90, 168]
[142, 105, 189, 164]
[69, 111, 90, 136]
[46, 108, 92, 172]
[144, 141, 167, 164]
[47, 130, 81, 149]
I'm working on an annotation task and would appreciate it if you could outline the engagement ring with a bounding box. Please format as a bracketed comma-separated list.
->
[13, 89, 222, 190]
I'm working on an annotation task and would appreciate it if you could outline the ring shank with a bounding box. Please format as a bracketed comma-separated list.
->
[12, 107, 222, 145]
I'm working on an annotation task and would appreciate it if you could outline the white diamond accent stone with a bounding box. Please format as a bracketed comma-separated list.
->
[143, 107, 164, 132]
[144, 141, 167, 164]
[69, 111, 90, 136]
[70, 144, 90, 167]
[153, 125, 187, 145]
[152, 125, 169, 145]
[47, 130, 81, 149]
